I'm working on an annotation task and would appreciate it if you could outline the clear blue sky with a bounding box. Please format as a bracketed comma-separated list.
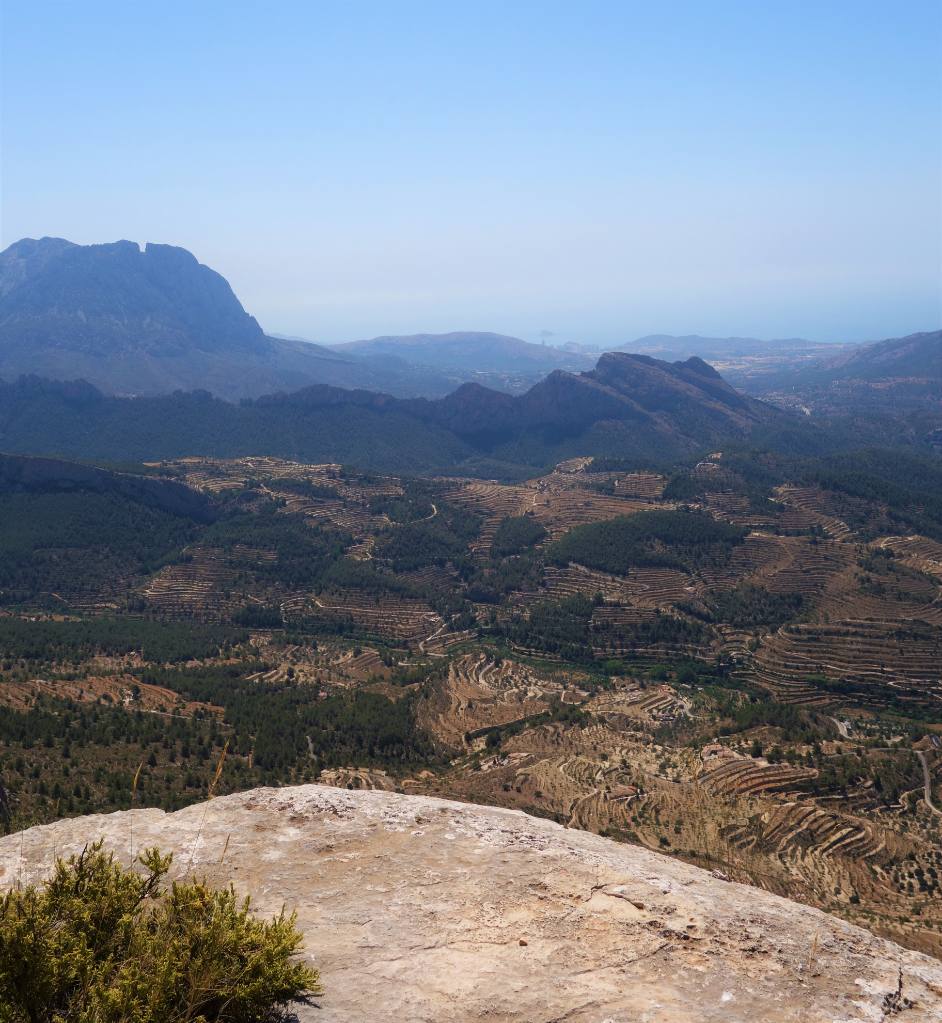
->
[2, 1, 940, 345]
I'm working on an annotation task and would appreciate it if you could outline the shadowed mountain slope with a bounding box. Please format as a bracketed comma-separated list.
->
[0, 451, 214, 521]
[0, 352, 799, 474]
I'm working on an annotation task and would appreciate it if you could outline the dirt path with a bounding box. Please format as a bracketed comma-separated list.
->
[419, 618, 449, 655]
[916, 750, 940, 816]
[566, 765, 606, 828]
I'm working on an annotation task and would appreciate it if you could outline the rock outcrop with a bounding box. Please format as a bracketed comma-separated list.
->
[2, 785, 940, 1022]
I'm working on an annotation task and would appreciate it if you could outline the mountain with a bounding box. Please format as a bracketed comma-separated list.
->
[756, 330, 941, 439]
[0, 352, 803, 474]
[806, 329, 941, 383]
[331, 331, 595, 376]
[0, 238, 459, 400]
[0, 236, 268, 355]
[613, 333, 858, 394]
[417, 353, 776, 454]
[5, 786, 941, 1021]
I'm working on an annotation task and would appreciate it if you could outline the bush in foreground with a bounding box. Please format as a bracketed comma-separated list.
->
[0, 842, 320, 1022]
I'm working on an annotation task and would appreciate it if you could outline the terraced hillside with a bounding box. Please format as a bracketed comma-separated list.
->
[1, 448, 940, 959]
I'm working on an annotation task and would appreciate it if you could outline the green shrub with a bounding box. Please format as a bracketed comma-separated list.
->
[0, 843, 320, 1023]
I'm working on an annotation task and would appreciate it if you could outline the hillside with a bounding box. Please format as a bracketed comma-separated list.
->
[811, 329, 941, 383]
[0, 238, 459, 399]
[0, 451, 213, 520]
[759, 330, 941, 437]
[3, 785, 940, 1022]
[0, 453, 216, 606]
[0, 352, 798, 472]
[2, 449, 941, 953]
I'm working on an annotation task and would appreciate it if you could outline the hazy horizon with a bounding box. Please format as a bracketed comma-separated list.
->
[2, 1, 940, 346]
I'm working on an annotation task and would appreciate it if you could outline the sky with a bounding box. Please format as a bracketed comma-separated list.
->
[1, 1, 940, 346]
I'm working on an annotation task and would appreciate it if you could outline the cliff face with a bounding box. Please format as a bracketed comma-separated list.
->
[2, 785, 940, 1022]
[0, 238, 267, 356]
[0, 238, 458, 400]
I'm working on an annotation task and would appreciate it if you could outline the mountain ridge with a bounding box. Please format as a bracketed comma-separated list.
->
[809, 329, 940, 383]
[0, 349, 794, 473]
[330, 330, 594, 375]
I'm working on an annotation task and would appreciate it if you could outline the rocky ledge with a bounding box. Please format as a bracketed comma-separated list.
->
[2, 785, 940, 1022]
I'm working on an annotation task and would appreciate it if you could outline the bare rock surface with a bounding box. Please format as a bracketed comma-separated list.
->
[2, 784, 941, 1022]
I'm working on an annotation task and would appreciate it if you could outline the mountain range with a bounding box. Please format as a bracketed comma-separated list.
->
[2, 237, 936, 406]
[0, 350, 795, 475]
[0, 239, 595, 399]
[0, 238, 468, 399]
[0, 235, 936, 468]
[330, 331, 594, 376]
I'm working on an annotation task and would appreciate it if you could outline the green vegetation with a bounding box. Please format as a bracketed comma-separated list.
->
[464, 551, 542, 604]
[0, 491, 199, 605]
[0, 617, 245, 665]
[812, 751, 924, 803]
[0, 658, 438, 828]
[375, 502, 480, 571]
[202, 509, 351, 590]
[500, 594, 596, 661]
[368, 480, 435, 523]
[548, 510, 745, 575]
[593, 612, 709, 652]
[0, 692, 232, 827]
[0, 843, 319, 1022]
[140, 665, 437, 776]
[662, 456, 782, 514]
[490, 515, 547, 557]
[468, 699, 592, 748]
[806, 449, 942, 540]
[684, 585, 804, 629]
[271, 477, 338, 500]
[710, 692, 828, 745]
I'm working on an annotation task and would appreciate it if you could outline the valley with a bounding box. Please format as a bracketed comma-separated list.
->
[1, 447, 940, 959]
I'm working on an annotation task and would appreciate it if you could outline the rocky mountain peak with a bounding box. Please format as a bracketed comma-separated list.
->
[0, 236, 266, 356]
